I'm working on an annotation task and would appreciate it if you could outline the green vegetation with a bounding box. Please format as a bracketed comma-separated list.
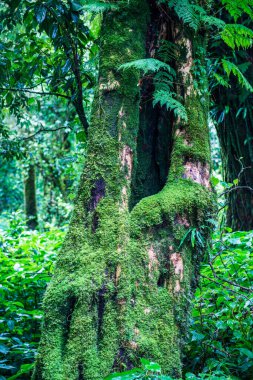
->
[1, 217, 252, 379]
[0, 213, 66, 379]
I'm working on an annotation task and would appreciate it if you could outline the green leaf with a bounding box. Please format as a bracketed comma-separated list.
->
[222, 59, 253, 92]
[7, 363, 34, 380]
[0, 344, 9, 354]
[62, 59, 72, 74]
[104, 368, 142, 380]
[0, 364, 15, 370]
[221, 24, 253, 49]
[213, 73, 231, 88]
[35, 5, 47, 24]
[191, 331, 205, 342]
[238, 348, 253, 359]
[211, 176, 220, 186]
[153, 90, 188, 122]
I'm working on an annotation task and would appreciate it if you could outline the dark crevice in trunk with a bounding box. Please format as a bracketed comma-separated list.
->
[88, 178, 106, 211]
[112, 347, 134, 373]
[157, 272, 167, 287]
[77, 363, 84, 380]
[130, 81, 173, 209]
[130, 2, 173, 208]
[63, 296, 77, 348]
[88, 178, 106, 232]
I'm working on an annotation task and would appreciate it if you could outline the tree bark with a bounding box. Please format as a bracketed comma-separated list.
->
[215, 82, 253, 230]
[33, 2, 149, 379]
[24, 164, 38, 230]
[33, 3, 214, 379]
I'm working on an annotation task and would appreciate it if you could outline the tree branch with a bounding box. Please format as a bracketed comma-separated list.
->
[0, 87, 71, 100]
[21, 126, 73, 141]
[201, 275, 252, 302]
[220, 185, 253, 197]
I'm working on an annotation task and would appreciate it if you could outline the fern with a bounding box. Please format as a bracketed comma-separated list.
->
[221, 24, 253, 49]
[213, 73, 231, 88]
[221, 0, 253, 21]
[152, 70, 187, 120]
[154, 70, 175, 89]
[202, 16, 226, 29]
[153, 90, 188, 122]
[238, 62, 251, 73]
[157, 40, 179, 63]
[119, 58, 176, 76]
[119, 54, 187, 122]
[168, 0, 199, 30]
[222, 59, 253, 92]
[168, 0, 226, 31]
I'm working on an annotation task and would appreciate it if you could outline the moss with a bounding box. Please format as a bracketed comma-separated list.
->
[33, 1, 150, 379]
[131, 180, 212, 233]
[34, 3, 214, 380]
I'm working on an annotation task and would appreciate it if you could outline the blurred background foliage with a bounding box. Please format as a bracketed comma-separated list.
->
[0, 0, 252, 379]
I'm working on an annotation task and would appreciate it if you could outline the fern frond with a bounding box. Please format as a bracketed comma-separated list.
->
[238, 62, 251, 73]
[153, 90, 188, 122]
[157, 40, 179, 63]
[119, 58, 176, 76]
[213, 73, 231, 88]
[168, 0, 199, 31]
[222, 59, 253, 91]
[221, 24, 253, 49]
[202, 16, 226, 29]
[221, 0, 253, 21]
[154, 71, 174, 90]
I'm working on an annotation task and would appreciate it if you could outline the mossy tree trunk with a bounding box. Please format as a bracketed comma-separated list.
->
[33, 2, 213, 379]
[24, 164, 38, 230]
[215, 70, 253, 230]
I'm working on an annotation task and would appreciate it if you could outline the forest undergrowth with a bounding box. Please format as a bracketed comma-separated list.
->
[0, 209, 252, 380]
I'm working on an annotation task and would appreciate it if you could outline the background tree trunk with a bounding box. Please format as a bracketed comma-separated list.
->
[216, 91, 253, 231]
[33, 2, 214, 379]
[24, 164, 38, 230]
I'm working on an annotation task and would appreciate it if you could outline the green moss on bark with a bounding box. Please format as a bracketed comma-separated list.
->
[34, 4, 214, 380]
[33, 2, 150, 379]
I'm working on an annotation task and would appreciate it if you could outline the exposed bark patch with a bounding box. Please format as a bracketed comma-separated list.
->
[175, 215, 190, 228]
[183, 161, 210, 188]
[88, 178, 106, 211]
[119, 145, 133, 209]
[120, 145, 133, 180]
[134, 327, 140, 335]
[175, 128, 193, 147]
[148, 245, 159, 274]
[115, 264, 121, 286]
[180, 38, 194, 96]
[118, 107, 125, 118]
[99, 72, 120, 92]
[128, 340, 138, 350]
[170, 253, 184, 292]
